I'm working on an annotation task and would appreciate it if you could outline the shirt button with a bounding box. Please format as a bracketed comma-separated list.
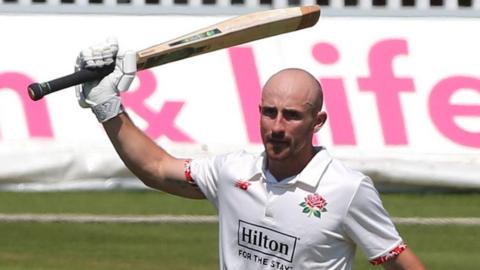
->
[265, 206, 274, 218]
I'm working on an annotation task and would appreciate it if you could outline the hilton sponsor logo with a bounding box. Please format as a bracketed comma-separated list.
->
[238, 220, 297, 262]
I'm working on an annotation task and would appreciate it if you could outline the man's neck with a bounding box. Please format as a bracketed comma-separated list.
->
[267, 147, 318, 181]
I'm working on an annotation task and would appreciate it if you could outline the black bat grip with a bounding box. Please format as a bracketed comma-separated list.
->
[28, 64, 115, 101]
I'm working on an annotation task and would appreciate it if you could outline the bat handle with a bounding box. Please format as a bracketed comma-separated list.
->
[27, 64, 116, 101]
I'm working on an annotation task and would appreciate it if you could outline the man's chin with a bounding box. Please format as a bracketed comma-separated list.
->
[266, 148, 291, 161]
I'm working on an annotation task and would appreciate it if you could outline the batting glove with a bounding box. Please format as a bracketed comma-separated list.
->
[75, 37, 137, 123]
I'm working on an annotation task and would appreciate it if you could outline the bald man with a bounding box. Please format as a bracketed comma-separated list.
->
[260, 68, 327, 180]
[75, 40, 425, 270]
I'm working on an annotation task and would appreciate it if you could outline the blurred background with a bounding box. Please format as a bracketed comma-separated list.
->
[0, 1, 479, 269]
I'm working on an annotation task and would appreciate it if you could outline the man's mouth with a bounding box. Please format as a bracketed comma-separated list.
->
[268, 139, 289, 147]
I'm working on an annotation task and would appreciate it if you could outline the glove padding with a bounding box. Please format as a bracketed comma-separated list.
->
[75, 38, 137, 122]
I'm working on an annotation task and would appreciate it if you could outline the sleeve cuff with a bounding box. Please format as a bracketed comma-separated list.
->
[369, 243, 407, 265]
[183, 159, 198, 187]
[92, 96, 124, 123]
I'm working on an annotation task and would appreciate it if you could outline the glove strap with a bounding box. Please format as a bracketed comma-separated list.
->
[91, 96, 124, 123]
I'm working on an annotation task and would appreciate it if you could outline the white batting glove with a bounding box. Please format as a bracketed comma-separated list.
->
[75, 38, 137, 122]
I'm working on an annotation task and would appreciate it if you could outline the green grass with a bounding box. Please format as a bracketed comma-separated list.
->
[380, 193, 480, 217]
[0, 223, 218, 270]
[0, 191, 216, 215]
[1, 190, 479, 217]
[1, 191, 479, 269]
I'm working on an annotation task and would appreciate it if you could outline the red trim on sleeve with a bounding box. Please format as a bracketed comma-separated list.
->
[183, 159, 197, 187]
[369, 243, 407, 265]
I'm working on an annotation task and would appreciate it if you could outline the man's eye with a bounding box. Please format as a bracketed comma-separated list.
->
[261, 107, 277, 118]
[283, 110, 302, 120]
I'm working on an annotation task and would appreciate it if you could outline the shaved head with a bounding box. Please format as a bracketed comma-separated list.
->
[262, 68, 323, 113]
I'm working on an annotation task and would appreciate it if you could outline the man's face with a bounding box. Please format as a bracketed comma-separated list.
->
[259, 84, 319, 162]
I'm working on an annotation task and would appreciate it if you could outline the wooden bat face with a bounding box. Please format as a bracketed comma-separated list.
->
[136, 6, 320, 70]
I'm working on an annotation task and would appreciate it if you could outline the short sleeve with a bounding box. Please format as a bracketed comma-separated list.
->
[342, 177, 405, 264]
[187, 155, 225, 208]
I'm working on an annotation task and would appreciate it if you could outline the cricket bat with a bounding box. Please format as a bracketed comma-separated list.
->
[28, 5, 320, 101]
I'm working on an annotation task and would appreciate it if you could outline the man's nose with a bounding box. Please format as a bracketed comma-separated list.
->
[271, 115, 286, 135]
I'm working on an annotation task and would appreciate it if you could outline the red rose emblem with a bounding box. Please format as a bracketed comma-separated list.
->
[306, 193, 327, 209]
[300, 193, 328, 218]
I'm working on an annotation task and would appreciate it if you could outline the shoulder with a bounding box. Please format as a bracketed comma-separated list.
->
[316, 156, 379, 215]
[324, 157, 367, 191]
[213, 149, 260, 165]
[192, 149, 261, 171]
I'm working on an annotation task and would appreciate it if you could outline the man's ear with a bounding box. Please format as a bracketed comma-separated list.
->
[313, 111, 327, 133]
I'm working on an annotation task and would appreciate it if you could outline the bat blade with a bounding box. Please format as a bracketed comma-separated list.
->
[27, 5, 320, 101]
[136, 5, 320, 70]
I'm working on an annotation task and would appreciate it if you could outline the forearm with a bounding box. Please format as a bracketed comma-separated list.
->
[103, 113, 203, 198]
[383, 248, 425, 270]
[103, 113, 171, 186]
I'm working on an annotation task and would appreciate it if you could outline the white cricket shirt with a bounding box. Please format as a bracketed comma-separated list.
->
[187, 147, 405, 270]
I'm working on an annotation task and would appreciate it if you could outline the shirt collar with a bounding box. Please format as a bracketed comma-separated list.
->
[256, 147, 333, 188]
[297, 147, 332, 188]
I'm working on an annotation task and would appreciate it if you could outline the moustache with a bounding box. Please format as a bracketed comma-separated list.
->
[266, 134, 290, 144]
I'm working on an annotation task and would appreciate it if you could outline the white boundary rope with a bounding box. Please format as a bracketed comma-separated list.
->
[393, 217, 480, 226]
[0, 214, 479, 225]
[0, 214, 218, 224]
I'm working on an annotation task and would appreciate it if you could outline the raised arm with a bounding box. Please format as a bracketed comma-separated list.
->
[104, 113, 204, 199]
[75, 38, 204, 199]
